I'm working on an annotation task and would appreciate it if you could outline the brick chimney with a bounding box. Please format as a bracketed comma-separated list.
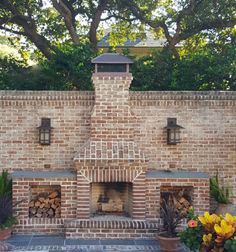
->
[90, 53, 134, 141]
[91, 76, 134, 141]
[74, 53, 146, 162]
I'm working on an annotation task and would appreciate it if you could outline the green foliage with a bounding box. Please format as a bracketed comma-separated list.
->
[40, 42, 96, 90]
[0, 56, 37, 90]
[0, 216, 17, 229]
[224, 238, 236, 252]
[0, 195, 17, 229]
[0, 42, 96, 90]
[179, 225, 203, 252]
[131, 49, 175, 90]
[131, 42, 236, 91]
[0, 170, 16, 230]
[179, 208, 203, 252]
[0, 170, 12, 197]
[210, 174, 230, 204]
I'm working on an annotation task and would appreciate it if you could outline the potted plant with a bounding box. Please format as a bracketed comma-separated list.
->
[210, 174, 235, 215]
[157, 198, 184, 252]
[0, 170, 17, 240]
[180, 208, 236, 252]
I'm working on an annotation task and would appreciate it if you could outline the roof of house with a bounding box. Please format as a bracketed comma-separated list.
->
[97, 31, 182, 48]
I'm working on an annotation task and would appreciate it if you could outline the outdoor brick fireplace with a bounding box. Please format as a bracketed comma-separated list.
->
[7, 53, 229, 238]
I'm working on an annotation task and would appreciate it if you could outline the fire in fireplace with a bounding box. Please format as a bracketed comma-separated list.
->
[90, 182, 132, 217]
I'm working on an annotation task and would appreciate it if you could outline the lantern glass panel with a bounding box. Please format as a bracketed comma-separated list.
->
[170, 130, 175, 141]
[39, 129, 50, 145]
[175, 129, 181, 142]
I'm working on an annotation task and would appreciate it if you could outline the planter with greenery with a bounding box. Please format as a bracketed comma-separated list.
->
[210, 174, 235, 215]
[0, 170, 17, 240]
[157, 199, 184, 252]
[180, 208, 236, 252]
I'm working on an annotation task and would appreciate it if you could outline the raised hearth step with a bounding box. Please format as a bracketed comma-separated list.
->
[65, 219, 159, 239]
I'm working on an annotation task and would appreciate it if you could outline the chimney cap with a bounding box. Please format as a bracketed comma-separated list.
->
[91, 53, 133, 64]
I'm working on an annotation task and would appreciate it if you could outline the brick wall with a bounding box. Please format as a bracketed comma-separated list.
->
[0, 91, 93, 171]
[1, 89, 236, 235]
[1, 91, 235, 176]
[130, 91, 236, 203]
[1, 91, 235, 175]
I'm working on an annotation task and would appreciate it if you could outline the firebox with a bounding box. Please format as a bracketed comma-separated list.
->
[90, 182, 132, 217]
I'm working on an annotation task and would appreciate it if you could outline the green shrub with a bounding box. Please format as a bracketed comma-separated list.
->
[0, 170, 12, 196]
[210, 174, 230, 204]
[0, 170, 17, 229]
[224, 239, 236, 252]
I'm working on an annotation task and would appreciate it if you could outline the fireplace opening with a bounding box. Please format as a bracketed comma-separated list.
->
[29, 185, 61, 218]
[160, 186, 193, 217]
[90, 182, 132, 217]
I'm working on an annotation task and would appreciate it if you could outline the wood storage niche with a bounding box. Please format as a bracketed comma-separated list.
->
[29, 185, 61, 218]
[161, 186, 193, 217]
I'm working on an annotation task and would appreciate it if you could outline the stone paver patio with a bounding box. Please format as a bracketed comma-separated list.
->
[4, 234, 190, 251]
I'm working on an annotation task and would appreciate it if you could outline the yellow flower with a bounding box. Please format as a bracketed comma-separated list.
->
[203, 233, 212, 246]
[214, 219, 235, 239]
[224, 213, 236, 228]
[198, 212, 220, 225]
[198, 212, 221, 232]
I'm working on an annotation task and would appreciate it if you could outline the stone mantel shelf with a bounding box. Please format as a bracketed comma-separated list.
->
[146, 170, 209, 179]
[12, 170, 76, 178]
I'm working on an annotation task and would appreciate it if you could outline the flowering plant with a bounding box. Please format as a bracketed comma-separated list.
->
[179, 208, 236, 252]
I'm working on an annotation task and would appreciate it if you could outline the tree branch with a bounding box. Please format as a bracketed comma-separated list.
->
[88, 0, 109, 47]
[179, 18, 236, 41]
[51, 0, 80, 43]
[0, 0, 54, 59]
[123, 0, 161, 28]
[0, 25, 26, 36]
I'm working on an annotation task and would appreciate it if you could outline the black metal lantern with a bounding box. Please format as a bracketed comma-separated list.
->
[92, 53, 133, 73]
[164, 118, 184, 145]
[38, 118, 52, 145]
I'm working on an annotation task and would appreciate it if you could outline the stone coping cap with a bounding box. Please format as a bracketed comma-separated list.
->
[146, 170, 209, 179]
[12, 170, 76, 179]
[0, 91, 235, 101]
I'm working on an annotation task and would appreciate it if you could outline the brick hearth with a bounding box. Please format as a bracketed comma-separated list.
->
[65, 219, 159, 239]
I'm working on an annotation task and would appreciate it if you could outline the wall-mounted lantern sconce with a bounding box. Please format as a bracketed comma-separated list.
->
[38, 118, 52, 145]
[164, 118, 184, 145]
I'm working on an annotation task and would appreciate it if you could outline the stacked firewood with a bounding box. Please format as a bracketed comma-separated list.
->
[161, 189, 191, 216]
[29, 191, 61, 218]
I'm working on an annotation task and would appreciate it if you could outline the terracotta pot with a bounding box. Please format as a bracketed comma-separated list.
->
[157, 233, 183, 252]
[0, 228, 12, 240]
[215, 203, 236, 215]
